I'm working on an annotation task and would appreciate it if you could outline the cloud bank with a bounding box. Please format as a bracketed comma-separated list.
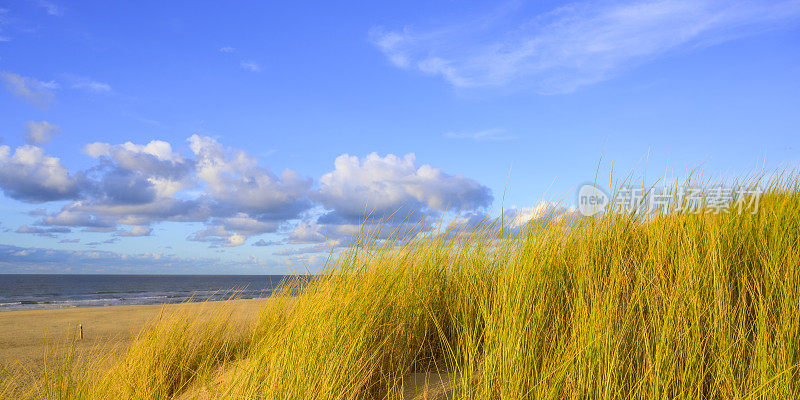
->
[0, 136, 493, 256]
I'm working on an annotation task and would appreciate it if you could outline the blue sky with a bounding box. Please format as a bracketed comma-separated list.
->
[1, 0, 799, 274]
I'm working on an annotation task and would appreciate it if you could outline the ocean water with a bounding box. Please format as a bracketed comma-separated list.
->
[0, 274, 293, 311]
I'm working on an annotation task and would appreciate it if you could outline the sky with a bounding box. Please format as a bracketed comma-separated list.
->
[0, 0, 799, 274]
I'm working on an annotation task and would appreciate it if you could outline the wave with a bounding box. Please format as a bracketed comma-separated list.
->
[0, 289, 274, 311]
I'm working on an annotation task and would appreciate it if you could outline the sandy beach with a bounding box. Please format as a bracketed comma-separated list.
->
[0, 299, 267, 372]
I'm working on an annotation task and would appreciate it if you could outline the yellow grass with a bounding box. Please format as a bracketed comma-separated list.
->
[3, 173, 799, 399]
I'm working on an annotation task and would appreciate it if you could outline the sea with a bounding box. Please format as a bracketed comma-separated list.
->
[0, 274, 295, 311]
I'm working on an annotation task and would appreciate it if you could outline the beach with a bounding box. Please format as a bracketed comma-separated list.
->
[0, 299, 266, 373]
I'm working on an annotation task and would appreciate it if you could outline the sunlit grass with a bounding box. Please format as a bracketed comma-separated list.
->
[6, 173, 799, 399]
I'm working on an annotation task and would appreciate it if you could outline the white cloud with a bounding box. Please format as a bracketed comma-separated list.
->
[36, 136, 312, 247]
[67, 76, 112, 94]
[288, 220, 331, 244]
[219, 46, 236, 53]
[316, 152, 491, 223]
[0, 136, 496, 254]
[43, 202, 115, 228]
[444, 128, 517, 141]
[294, 152, 491, 246]
[240, 61, 261, 72]
[116, 226, 152, 237]
[1, 71, 58, 108]
[287, 218, 424, 247]
[0, 145, 81, 202]
[34, 136, 312, 247]
[502, 203, 580, 228]
[217, 213, 281, 235]
[189, 134, 311, 220]
[41, 139, 202, 233]
[446, 202, 581, 236]
[25, 121, 61, 145]
[371, 0, 800, 94]
[188, 213, 282, 247]
[84, 139, 193, 198]
[189, 225, 247, 247]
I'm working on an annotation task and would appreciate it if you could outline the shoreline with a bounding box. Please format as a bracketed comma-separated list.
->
[0, 294, 272, 312]
[0, 274, 291, 313]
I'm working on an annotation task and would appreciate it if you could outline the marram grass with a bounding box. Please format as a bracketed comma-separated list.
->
[5, 174, 800, 399]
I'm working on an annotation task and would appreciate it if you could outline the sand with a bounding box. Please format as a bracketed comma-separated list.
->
[0, 299, 450, 399]
[0, 299, 267, 372]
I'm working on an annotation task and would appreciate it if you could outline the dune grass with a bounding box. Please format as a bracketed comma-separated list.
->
[6, 174, 800, 399]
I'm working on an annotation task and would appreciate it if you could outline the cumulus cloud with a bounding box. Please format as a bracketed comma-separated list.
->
[449, 202, 581, 233]
[371, 0, 800, 94]
[43, 202, 116, 229]
[0, 145, 82, 202]
[84, 139, 192, 184]
[33, 136, 314, 248]
[0, 135, 495, 258]
[34, 138, 203, 234]
[25, 121, 61, 145]
[288, 220, 331, 244]
[216, 213, 281, 235]
[275, 152, 492, 248]
[189, 225, 247, 247]
[287, 217, 426, 248]
[189, 135, 312, 220]
[1, 71, 58, 108]
[316, 152, 491, 224]
[188, 214, 282, 247]
[503, 203, 580, 227]
[219, 46, 236, 53]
